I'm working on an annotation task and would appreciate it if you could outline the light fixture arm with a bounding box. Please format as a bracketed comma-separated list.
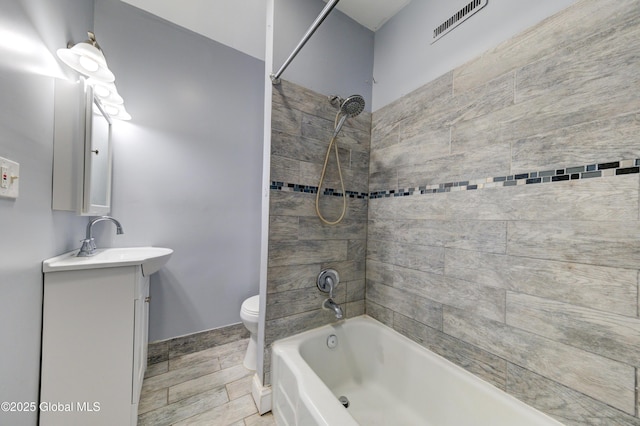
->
[66, 32, 104, 54]
[86, 31, 102, 52]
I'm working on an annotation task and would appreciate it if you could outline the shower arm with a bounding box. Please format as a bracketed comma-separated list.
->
[270, 0, 340, 85]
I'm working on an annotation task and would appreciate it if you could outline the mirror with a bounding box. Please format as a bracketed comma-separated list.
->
[52, 78, 113, 215]
[84, 99, 112, 214]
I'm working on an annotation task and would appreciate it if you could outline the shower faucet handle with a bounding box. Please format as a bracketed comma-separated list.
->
[317, 269, 340, 297]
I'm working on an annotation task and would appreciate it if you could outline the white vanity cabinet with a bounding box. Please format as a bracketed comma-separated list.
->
[40, 265, 150, 426]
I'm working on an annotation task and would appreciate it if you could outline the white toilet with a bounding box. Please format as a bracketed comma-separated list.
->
[240, 295, 260, 371]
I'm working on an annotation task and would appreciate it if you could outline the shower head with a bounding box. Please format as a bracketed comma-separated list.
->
[329, 94, 365, 138]
[339, 94, 365, 118]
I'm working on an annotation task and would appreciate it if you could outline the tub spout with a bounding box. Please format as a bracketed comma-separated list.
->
[323, 298, 343, 319]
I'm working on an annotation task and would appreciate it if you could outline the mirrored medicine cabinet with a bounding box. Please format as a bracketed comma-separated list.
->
[52, 78, 112, 215]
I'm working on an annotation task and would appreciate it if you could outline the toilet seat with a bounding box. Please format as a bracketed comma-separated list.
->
[241, 295, 260, 316]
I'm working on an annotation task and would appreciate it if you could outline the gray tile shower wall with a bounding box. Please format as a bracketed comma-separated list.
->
[264, 80, 371, 384]
[367, 0, 640, 424]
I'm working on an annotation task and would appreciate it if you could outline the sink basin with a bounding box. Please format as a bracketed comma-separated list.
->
[43, 247, 173, 276]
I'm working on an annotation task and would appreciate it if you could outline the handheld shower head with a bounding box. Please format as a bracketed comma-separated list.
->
[317, 94, 365, 225]
[330, 94, 365, 137]
[340, 94, 365, 118]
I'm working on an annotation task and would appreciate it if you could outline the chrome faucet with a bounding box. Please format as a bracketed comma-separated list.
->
[317, 269, 343, 319]
[77, 216, 124, 257]
[323, 297, 343, 319]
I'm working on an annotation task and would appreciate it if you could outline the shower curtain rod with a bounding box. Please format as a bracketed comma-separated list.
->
[270, 0, 340, 85]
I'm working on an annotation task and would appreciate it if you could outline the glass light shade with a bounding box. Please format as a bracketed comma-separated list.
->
[102, 102, 131, 121]
[56, 42, 115, 82]
[103, 104, 120, 116]
[86, 78, 124, 105]
[78, 55, 99, 72]
[93, 84, 110, 98]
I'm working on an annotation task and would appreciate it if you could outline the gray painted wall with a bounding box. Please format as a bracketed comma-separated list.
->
[273, 0, 374, 112]
[94, 0, 265, 342]
[0, 1, 92, 424]
[372, 0, 578, 110]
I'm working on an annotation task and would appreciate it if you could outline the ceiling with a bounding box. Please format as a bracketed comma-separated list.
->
[119, 0, 412, 60]
[323, 0, 412, 31]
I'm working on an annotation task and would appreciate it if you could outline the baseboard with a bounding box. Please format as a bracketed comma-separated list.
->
[147, 322, 249, 364]
[251, 373, 272, 415]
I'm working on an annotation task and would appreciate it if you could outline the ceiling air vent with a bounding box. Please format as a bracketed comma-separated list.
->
[432, 0, 487, 43]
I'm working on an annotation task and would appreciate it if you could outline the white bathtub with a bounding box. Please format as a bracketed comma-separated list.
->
[272, 316, 563, 426]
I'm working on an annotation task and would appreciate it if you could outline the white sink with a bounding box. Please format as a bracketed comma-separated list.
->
[43, 247, 173, 276]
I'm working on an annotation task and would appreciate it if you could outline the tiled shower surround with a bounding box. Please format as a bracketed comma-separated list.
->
[264, 0, 640, 424]
[264, 80, 371, 384]
[366, 0, 640, 424]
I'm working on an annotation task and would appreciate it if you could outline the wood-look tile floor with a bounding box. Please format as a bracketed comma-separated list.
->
[138, 338, 275, 426]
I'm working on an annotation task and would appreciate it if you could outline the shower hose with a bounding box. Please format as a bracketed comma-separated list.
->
[315, 111, 347, 225]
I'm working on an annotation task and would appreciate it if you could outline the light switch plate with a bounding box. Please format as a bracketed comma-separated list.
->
[0, 156, 19, 199]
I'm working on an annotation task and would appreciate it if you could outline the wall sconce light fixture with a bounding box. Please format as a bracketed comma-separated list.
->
[56, 32, 113, 82]
[57, 31, 130, 120]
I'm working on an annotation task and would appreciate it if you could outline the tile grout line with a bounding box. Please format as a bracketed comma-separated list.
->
[140, 338, 271, 426]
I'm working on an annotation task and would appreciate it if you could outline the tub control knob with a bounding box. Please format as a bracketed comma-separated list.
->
[317, 269, 340, 295]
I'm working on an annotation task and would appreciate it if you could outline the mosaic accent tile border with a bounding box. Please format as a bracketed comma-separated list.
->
[270, 159, 640, 200]
[270, 182, 369, 199]
[369, 159, 640, 199]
